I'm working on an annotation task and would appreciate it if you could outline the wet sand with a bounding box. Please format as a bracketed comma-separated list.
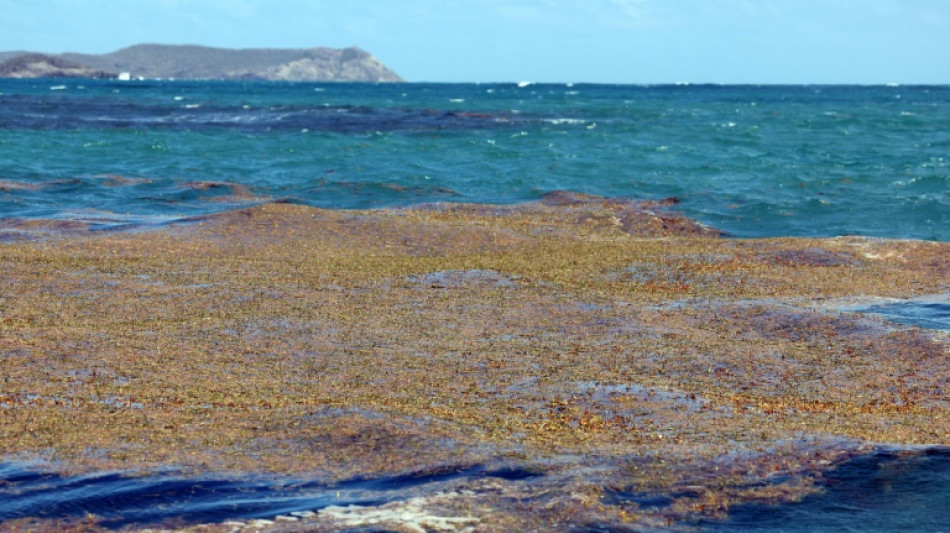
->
[1, 193, 948, 531]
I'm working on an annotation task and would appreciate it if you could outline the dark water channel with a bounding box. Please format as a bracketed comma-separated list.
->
[3, 451, 949, 531]
[0, 463, 535, 529]
[702, 448, 950, 532]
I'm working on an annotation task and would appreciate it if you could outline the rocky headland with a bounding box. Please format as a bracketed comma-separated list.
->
[0, 53, 117, 79]
[0, 44, 403, 81]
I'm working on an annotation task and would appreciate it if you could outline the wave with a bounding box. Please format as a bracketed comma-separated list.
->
[0, 97, 543, 133]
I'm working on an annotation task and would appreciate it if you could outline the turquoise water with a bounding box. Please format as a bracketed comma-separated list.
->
[1, 80, 948, 240]
[2, 80, 949, 530]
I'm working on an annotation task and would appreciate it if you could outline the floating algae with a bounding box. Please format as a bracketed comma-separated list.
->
[1, 195, 949, 531]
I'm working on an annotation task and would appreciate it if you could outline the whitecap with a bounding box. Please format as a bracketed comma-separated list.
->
[542, 118, 587, 125]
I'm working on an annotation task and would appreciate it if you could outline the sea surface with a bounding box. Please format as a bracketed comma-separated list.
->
[1, 80, 948, 240]
[2, 80, 950, 531]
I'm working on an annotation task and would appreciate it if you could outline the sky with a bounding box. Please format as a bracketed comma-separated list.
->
[0, 0, 947, 84]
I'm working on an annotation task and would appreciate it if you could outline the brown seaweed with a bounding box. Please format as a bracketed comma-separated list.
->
[1, 196, 948, 531]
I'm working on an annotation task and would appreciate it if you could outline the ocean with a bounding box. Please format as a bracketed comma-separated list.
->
[1, 79, 948, 241]
[2, 80, 950, 531]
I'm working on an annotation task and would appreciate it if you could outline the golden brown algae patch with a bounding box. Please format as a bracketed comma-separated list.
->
[1, 194, 948, 531]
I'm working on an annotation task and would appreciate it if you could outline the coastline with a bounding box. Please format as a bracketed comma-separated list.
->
[1, 194, 949, 531]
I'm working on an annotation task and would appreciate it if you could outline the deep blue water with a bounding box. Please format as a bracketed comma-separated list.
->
[1, 80, 948, 240]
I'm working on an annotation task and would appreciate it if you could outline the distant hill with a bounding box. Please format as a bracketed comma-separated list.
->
[0, 44, 403, 82]
[0, 53, 116, 79]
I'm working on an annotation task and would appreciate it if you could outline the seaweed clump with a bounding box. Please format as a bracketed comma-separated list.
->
[1, 195, 948, 531]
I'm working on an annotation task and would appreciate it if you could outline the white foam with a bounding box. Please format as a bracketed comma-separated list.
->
[319, 497, 478, 533]
[542, 118, 587, 125]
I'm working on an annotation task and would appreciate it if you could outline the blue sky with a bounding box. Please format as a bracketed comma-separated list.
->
[1, 0, 947, 84]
